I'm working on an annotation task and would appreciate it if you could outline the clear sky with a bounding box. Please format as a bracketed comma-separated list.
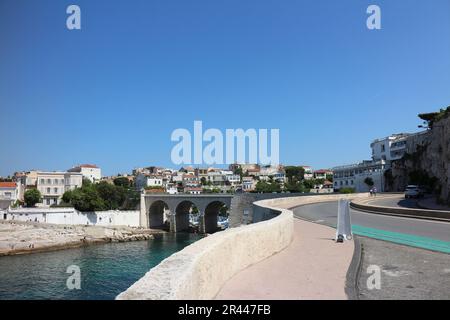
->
[1, 0, 450, 176]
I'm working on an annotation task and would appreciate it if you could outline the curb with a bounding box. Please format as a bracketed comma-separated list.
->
[350, 201, 450, 223]
[345, 235, 362, 300]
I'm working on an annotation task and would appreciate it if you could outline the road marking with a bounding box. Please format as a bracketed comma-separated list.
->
[352, 224, 450, 254]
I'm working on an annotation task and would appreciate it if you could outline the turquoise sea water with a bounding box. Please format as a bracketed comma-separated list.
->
[0, 233, 202, 300]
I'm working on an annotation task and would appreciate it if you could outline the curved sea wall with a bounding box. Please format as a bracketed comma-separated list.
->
[117, 193, 368, 300]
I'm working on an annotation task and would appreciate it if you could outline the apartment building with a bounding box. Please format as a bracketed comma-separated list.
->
[370, 133, 411, 162]
[314, 169, 333, 180]
[135, 174, 164, 190]
[332, 160, 387, 192]
[301, 166, 314, 180]
[0, 182, 19, 209]
[36, 171, 83, 206]
[68, 164, 101, 182]
[242, 176, 256, 192]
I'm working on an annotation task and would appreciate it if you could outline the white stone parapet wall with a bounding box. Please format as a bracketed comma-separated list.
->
[117, 192, 369, 300]
[3, 208, 140, 227]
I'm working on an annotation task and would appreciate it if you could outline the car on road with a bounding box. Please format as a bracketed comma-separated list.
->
[404, 185, 424, 199]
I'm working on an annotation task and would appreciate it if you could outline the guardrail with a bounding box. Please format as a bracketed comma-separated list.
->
[350, 197, 450, 222]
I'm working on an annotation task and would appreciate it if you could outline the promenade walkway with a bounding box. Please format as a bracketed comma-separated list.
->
[215, 202, 354, 300]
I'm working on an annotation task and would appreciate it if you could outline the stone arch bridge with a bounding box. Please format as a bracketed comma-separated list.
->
[140, 194, 234, 234]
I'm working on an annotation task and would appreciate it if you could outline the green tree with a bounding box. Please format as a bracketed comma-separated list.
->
[61, 189, 73, 204]
[285, 166, 305, 184]
[96, 181, 125, 210]
[233, 167, 243, 178]
[364, 177, 374, 188]
[284, 181, 301, 193]
[303, 179, 315, 190]
[255, 181, 281, 193]
[82, 178, 93, 187]
[122, 189, 140, 210]
[70, 185, 105, 211]
[24, 189, 42, 207]
[113, 177, 131, 188]
[418, 106, 450, 128]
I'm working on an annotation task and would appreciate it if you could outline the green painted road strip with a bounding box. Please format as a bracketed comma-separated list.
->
[352, 224, 450, 254]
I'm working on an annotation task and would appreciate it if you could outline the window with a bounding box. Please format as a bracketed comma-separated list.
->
[47, 179, 51, 184]
[47, 188, 51, 193]
[54, 187, 58, 194]
[40, 179, 45, 184]
[381, 144, 385, 152]
[46, 199, 50, 205]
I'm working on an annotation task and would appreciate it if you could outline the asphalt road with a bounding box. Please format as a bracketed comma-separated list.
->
[293, 201, 450, 242]
[293, 201, 450, 299]
[363, 195, 420, 209]
[357, 237, 450, 300]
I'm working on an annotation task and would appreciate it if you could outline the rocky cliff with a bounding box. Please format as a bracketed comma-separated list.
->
[388, 110, 450, 204]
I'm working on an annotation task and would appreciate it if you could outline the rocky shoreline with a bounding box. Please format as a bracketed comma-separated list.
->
[0, 220, 165, 256]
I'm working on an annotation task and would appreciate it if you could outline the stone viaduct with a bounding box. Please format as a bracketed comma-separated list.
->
[140, 192, 306, 234]
[140, 193, 233, 234]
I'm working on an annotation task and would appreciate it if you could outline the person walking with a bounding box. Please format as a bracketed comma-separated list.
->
[373, 187, 377, 197]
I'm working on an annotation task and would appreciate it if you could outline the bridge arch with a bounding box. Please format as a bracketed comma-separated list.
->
[175, 200, 198, 232]
[148, 200, 170, 230]
[204, 200, 229, 234]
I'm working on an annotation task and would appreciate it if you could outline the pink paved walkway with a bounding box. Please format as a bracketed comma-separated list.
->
[215, 218, 354, 300]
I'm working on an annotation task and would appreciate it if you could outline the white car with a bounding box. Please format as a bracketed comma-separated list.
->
[404, 185, 423, 199]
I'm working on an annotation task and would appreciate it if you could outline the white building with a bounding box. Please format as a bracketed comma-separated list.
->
[135, 174, 164, 190]
[183, 174, 200, 187]
[36, 171, 83, 206]
[184, 187, 202, 195]
[332, 160, 387, 193]
[301, 166, 314, 180]
[260, 165, 279, 176]
[0, 182, 19, 209]
[314, 169, 333, 180]
[225, 174, 241, 186]
[370, 133, 414, 162]
[166, 185, 178, 195]
[332, 131, 428, 193]
[273, 172, 286, 183]
[68, 164, 102, 182]
[242, 177, 256, 192]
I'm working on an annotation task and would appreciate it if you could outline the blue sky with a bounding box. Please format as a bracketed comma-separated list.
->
[1, 0, 450, 176]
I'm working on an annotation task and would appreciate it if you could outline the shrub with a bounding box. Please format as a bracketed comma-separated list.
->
[339, 187, 355, 194]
